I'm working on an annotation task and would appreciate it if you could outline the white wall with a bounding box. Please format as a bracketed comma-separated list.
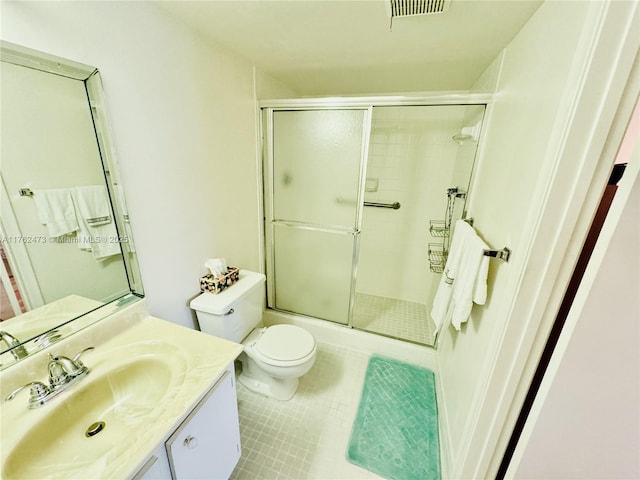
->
[255, 68, 298, 100]
[513, 134, 640, 478]
[435, 1, 631, 476]
[1, 1, 292, 328]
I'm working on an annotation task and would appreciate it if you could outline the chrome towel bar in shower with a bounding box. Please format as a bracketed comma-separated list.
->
[364, 201, 401, 210]
[483, 247, 511, 262]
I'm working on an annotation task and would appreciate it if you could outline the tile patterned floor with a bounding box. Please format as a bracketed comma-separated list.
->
[230, 343, 383, 480]
[351, 293, 435, 346]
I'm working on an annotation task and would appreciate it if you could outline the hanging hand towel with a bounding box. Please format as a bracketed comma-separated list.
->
[72, 186, 121, 260]
[72, 185, 112, 226]
[430, 220, 472, 335]
[472, 247, 490, 305]
[450, 225, 490, 331]
[33, 188, 78, 237]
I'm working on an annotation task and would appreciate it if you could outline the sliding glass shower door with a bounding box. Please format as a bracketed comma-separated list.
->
[265, 109, 370, 324]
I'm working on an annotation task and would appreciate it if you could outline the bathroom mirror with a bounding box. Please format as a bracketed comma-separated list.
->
[0, 41, 143, 368]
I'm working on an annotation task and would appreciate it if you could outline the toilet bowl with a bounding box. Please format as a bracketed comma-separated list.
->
[189, 270, 317, 401]
[239, 325, 316, 400]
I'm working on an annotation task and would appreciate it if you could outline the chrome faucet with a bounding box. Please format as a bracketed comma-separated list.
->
[5, 346, 94, 408]
[48, 347, 93, 386]
[0, 331, 28, 360]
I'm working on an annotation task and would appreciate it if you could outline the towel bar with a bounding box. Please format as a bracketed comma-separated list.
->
[483, 248, 511, 262]
[463, 218, 511, 263]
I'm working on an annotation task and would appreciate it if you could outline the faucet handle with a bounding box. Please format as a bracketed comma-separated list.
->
[5, 381, 50, 403]
[0, 331, 28, 360]
[72, 346, 95, 366]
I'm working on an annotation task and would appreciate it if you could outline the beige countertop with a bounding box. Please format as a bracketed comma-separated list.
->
[0, 301, 243, 479]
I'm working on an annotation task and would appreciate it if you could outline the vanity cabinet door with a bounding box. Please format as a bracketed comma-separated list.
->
[131, 445, 172, 480]
[165, 368, 241, 480]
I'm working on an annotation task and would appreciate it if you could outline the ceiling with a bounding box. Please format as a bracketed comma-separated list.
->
[158, 0, 543, 96]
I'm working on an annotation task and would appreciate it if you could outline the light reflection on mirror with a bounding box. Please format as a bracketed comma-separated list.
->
[0, 41, 143, 368]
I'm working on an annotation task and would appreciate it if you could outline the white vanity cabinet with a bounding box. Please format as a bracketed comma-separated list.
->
[166, 368, 241, 479]
[132, 366, 241, 480]
[131, 445, 172, 480]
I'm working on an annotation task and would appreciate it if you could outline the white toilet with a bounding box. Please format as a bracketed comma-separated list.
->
[190, 270, 316, 401]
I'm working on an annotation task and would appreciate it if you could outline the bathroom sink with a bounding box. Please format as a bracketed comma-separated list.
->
[3, 354, 177, 480]
[1, 313, 243, 479]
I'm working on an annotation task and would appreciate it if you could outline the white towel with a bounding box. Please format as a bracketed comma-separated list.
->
[71, 186, 121, 260]
[72, 185, 112, 226]
[33, 188, 78, 237]
[430, 220, 490, 334]
[430, 220, 471, 335]
[450, 230, 490, 330]
[473, 248, 490, 305]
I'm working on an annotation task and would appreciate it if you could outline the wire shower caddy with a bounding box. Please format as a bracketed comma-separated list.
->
[428, 187, 466, 273]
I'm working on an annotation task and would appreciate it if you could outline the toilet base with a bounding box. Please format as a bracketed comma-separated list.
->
[238, 352, 301, 401]
[238, 370, 299, 401]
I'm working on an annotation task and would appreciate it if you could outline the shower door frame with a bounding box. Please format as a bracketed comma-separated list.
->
[259, 93, 493, 330]
[262, 106, 373, 326]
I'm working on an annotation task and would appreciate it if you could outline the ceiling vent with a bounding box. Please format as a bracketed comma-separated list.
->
[389, 0, 450, 18]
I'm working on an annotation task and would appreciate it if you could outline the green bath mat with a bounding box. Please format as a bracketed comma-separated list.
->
[346, 355, 441, 480]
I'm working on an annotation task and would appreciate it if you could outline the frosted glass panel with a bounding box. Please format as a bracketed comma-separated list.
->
[274, 226, 354, 325]
[273, 110, 365, 228]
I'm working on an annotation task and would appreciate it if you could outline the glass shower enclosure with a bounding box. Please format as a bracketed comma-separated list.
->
[262, 102, 485, 346]
[264, 108, 371, 325]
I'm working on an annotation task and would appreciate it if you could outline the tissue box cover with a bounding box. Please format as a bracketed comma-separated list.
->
[200, 267, 239, 294]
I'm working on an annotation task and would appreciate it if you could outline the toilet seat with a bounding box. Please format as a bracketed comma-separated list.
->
[251, 325, 316, 367]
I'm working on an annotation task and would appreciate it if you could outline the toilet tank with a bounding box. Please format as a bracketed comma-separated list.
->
[190, 270, 266, 343]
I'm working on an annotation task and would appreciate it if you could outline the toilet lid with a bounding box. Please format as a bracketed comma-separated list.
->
[256, 325, 315, 362]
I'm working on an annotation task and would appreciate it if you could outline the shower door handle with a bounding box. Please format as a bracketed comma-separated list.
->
[273, 220, 357, 235]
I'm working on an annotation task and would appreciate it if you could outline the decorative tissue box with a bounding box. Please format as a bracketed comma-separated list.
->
[199, 266, 239, 294]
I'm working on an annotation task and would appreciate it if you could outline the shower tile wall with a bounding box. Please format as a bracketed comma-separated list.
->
[357, 106, 466, 307]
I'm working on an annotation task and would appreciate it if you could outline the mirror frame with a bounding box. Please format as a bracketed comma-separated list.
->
[0, 41, 143, 369]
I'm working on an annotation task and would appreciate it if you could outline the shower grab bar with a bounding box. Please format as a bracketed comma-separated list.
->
[335, 197, 400, 210]
[364, 201, 401, 210]
[464, 218, 511, 263]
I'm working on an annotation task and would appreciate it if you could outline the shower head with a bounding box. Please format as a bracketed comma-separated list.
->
[452, 122, 481, 145]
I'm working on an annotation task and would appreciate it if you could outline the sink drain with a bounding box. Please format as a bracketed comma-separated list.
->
[85, 421, 106, 437]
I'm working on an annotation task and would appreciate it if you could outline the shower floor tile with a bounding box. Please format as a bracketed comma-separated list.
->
[351, 293, 435, 346]
[230, 343, 383, 480]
